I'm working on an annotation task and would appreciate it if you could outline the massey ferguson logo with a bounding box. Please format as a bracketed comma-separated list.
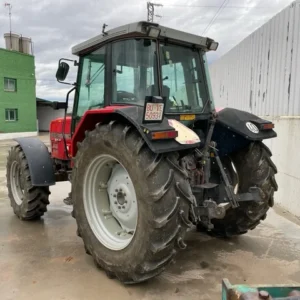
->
[246, 122, 259, 134]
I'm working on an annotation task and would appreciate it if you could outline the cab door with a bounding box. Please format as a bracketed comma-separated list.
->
[71, 45, 108, 135]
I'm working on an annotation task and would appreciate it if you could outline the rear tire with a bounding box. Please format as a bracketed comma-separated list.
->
[72, 121, 193, 284]
[6, 145, 50, 220]
[199, 142, 278, 237]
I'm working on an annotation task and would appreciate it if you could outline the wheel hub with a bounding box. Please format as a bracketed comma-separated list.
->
[108, 165, 137, 233]
[116, 190, 126, 205]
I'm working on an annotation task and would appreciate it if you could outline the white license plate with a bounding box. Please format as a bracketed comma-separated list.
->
[144, 103, 164, 121]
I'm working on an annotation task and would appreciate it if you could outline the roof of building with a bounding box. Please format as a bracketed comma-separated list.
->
[0, 47, 34, 57]
[36, 97, 67, 108]
[72, 21, 215, 55]
[36, 98, 53, 106]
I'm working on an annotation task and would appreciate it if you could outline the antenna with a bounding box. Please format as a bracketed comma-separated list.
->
[102, 23, 108, 36]
[147, 2, 163, 22]
[4, 3, 12, 33]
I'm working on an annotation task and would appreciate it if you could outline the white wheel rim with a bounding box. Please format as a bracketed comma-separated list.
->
[10, 161, 24, 205]
[83, 154, 138, 251]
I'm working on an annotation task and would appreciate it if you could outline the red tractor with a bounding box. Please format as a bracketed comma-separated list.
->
[6, 21, 278, 284]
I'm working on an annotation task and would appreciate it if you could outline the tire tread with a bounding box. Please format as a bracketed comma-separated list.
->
[72, 122, 192, 283]
[6, 145, 50, 220]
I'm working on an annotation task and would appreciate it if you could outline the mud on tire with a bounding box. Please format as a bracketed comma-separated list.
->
[200, 142, 278, 237]
[72, 121, 193, 284]
[6, 145, 50, 220]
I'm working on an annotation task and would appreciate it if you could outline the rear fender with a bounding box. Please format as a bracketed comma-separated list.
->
[71, 106, 200, 157]
[115, 106, 200, 153]
[213, 107, 277, 157]
[14, 138, 55, 186]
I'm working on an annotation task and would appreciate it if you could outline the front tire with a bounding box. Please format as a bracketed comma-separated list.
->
[200, 142, 278, 237]
[72, 121, 193, 284]
[6, 145, 50, 220]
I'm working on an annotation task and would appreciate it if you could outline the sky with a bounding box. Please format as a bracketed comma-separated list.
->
[0, 0, 295, 101]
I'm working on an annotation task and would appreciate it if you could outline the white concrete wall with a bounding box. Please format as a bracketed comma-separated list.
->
[37, 106, 64, 132]
[209, 1, 300, 116]
[209, 1, 300, 216]
[263, 117, 300, 216]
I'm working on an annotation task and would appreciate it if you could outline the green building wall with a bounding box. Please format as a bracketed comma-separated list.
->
[0, 48, 37, 133]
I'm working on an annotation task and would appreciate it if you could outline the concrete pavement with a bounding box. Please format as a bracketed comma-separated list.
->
[0, 136, 299, 300]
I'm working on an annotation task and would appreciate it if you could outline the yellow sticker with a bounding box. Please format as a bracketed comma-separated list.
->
[180, 114, 196, 121]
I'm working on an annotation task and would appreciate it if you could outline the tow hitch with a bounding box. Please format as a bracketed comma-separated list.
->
[194, 186, 262, 230]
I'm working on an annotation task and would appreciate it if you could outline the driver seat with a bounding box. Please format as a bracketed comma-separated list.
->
[146, 85, 173, 109]
[146, 84, 170, 99]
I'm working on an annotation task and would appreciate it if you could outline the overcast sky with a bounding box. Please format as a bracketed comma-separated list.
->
[0, 0, 295, 101]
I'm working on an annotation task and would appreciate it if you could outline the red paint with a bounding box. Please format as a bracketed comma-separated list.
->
[50, 116, 72, 160]
[49, 106, 129, 162]
[71, 106, 126, 158]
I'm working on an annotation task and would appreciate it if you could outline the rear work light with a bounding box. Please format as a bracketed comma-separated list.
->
[206, 38, 219, 51]
[151, 130, 178, 140]
[208, 41, 219, 51]
[147, 26, 161, 38]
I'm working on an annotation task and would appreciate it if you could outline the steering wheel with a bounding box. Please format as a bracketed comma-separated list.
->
[117, 90, 138, 102]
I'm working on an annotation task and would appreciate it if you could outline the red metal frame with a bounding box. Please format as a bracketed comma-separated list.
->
[50, 116, 72, 160]
[71, 106, 124, 157]
[50, 106, 127, 162]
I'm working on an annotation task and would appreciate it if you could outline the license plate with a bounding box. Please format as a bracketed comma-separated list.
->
[144, 103, 164, 121]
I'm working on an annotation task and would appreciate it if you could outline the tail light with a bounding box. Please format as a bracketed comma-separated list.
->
[150, 130, 178, 140]
[261, 123, 275, 130]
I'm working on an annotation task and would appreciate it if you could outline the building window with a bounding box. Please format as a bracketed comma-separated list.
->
[5, 109, 18, 121]
[4, 78, 17, 92]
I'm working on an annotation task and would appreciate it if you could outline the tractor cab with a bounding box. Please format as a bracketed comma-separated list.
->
[72, 36, 213, 114]
[55, 21, 218, 137]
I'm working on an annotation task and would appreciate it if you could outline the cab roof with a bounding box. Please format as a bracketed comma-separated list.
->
[72, 21, 216, 56]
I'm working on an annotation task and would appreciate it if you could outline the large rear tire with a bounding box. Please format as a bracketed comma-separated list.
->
[6, 145, 50, 220]
[199, 142, 278, 237]
[72, 121, 193, 284]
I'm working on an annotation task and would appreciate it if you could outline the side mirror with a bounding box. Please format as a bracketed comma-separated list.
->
[56, 62, 70, 81]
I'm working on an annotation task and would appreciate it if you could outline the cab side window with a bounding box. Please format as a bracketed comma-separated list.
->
[76, 46, 107, 117]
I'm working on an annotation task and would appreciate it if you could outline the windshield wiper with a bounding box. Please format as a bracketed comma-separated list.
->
[86, 63, 105, 87]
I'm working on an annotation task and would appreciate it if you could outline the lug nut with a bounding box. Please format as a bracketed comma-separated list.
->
[125, 200, 127, 203]
[115, 189, 118, 192]
[113, 194, 116, 197]
[122, 206, 125, 209]
[124, 193, 126, 196]
[118, 206, 121, 209]
[114, 201, 117, 204]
